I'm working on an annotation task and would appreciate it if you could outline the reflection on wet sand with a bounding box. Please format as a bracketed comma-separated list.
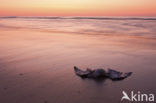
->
[0, 22, 156, 103]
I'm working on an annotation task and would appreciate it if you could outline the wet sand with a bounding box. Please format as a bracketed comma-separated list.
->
[0, 28, 156, 103]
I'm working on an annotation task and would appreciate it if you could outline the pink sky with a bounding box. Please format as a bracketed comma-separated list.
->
[0, 0, 156, 16]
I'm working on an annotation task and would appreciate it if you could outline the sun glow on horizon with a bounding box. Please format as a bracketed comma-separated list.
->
[0, 0, 156, 16]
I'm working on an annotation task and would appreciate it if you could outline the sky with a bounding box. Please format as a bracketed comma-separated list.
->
[0, 0, 156, 16]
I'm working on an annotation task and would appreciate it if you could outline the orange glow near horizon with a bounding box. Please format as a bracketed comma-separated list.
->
[0, 0, 156, 16]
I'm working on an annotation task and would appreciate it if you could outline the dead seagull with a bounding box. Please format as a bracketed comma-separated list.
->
[74, 66, 132, 80]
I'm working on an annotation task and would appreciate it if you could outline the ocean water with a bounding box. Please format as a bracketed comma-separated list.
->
[0, 16, 156, 38]
[0, 17, 156, 103]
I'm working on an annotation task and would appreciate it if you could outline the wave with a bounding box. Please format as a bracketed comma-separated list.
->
[0, 16, 156, 20]
[0, 16, 17, 19]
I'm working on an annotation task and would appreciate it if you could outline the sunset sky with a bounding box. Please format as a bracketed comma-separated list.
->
[0, 0, 156, 16]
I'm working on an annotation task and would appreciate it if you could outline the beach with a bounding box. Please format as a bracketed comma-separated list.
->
[0, 17, 156, 103]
